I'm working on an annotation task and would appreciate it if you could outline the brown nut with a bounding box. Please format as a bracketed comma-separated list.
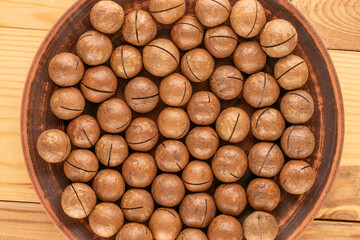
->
[160, 73, 193, 106]
[149, 0, 186, 24]
[260, 19, 298, 58]
[110, 45, 143, 79]
[181, 48, 215, 82]
[243, 72, 280, 108]
[230, 0, 266, 38]
[36, 129, 71, 163]
[121, 189, 154, 222]
[92, 169, 125, 202]
[182, 160, 213, 192]
[280, 90, 315, 124]
[158, 107, 190, 139]
[280, 125, 315, 159]
[152, 173, 185, 207]
[274, 55, 309, 90]
[187, 91, 221, 125]
[280, 160, 315, 195]
[143, 39, 180, 77]
[122, 10, 157, 46]
[64, 149, 99, 182]
[248, 142, 284, 178]
[212, 145, 248, 182]
[67, 115, 100, 148]
[80, 66, 117, 103]
[216, 107, 250, 143]
[116, 223, 153, 240]
[233, 41, 267, 74]
[204, 25, 238, 58]
[76, 30, 113, 66]
[50, 87, 85, 120]
[195, 0, 230, 27]
[61, 183, 97, 219]
[210, 66, 244, 100]
[171, 15, 204, 51]
[149, 208, 182, 240]
[214, 183, 247, 216]
[243, 211, 278, 240]
[97, 98, 132, 133]
[176, 229, 207, 240]
[180, 193, 216, 228]
[125, 117, 159, 151]
[125, 77, 159, 113]
[95, 134, 128, 167]
[207, 215, 243, 240]
[48, 52, 84, 86]
[247, 178, 281, 211]
[155, 140, 190, 172]
[90, 0, 124, 34]
[122, 153, 157, 188]
[185, 127, 219, 160]
[89, 203, 124, 238]
[251, 108, 285, 141]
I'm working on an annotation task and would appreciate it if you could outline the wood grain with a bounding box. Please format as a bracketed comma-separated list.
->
[291, 0, 360, 51]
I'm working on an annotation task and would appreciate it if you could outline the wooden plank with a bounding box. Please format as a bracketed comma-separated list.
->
[0, 201, 359, 240]
[291, 0, 360, 51]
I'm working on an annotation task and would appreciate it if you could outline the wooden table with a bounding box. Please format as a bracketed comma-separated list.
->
[0, 0, 359, 239]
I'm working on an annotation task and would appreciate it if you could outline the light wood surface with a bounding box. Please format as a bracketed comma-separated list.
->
[0, 0, 359, 239]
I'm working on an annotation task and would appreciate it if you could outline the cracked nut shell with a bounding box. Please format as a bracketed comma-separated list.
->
[182, 160, 213, 192]
[195, 0, 230, 27]
[155, 140, 189, 172]
[234, 41, 267, 74]
[214, 183, 247, 216]
[181, 48, 215, 82]
[152, 173, 185, 207]
[176, 229, 207, 240]
[36, 129, 71, 163]
[160, 73, 192, 106]
[280, 125, 315, 159]
[149, 208, 182, 240]
[110, 45, 143, 79]
[92, 169, 125, 202]
[210, 65, 244, 100]
[243, 211, 278, 240]
[187, 91, 221, 125]
[95, 134, 128, 167]
[64, 149, 99, 182]
[207, 214, 243, 240]
[251, 108, 285, 141]
[116, 223, 153, 240]
[121, 189, 154, 222]
[247, 178, 281, 211]
[171, 15, 204, 51]
[274, 55, 308, 90]
[204, 25, 238, 58]
[158, 107, 190, 139]
[67, 115, 100, 149]
[280, 90, 314, 124]
[149, 0, 186, 24]
[50, 87, 85, 120]
[125, 117, 159, 151]
[185, 127, 219, 160]
[90, 1, 124, 34]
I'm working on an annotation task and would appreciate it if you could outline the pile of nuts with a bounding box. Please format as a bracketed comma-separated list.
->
[36, 0, 316, 239]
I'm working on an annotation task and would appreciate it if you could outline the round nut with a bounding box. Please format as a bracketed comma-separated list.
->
[61, 183, 97, 219]
[67, 115, 100, 149]
[234, 41, 267, 74]
[251, 108, 285, 141]
[260, 19, 298, 58]
[243, 72, 280, 108]
[205, 25, 238, 58]
[243, 211, 278, 240]
[248, 142, 284, 178]
[149, 0, 186, 24]
[97, 98, 132, 133]
[187, 91, 221, 125]
[50, 87, 85, 120]
[274, 55, 309, 90]
[155, 140, 189, 172]
[185, 127, 219, 160]
[125, 77, 159, 113]
[92, 169, 125, 202]
[121, 189, 154, 222]
[280, 90, 315, 124]
[214, 183, 247, 216]
[280, 160, 315, 195]
[89, 203, 124, 238]
[181, 48, 215, 82]
[64, 149, 99, 182]
[80, 66, 117, 103]
[207, 215, 243, 240]
[247, 178, 281, 211]
[280, 125, 315, 159]
[158, 107, 190, 139]
[160, 73, 192, 106]
[90, 1, 124, 34]
[36, 129, 71, 163]
[171, 15, 204, 51]
[122, 153, 157, 188]
[122, 10, 157, 46]
[116, 223, 153, 240]
[95, 135, 128, 167]
[125, 117, 159, 151]
[216, 107, 250, 143]
[212, 145, 248, 182]
[176, 229, 207, 240]
[210, 65, 244, 100]
[182, 160, 213, 192]
[149, 208, 182, 240]
[48, 52, 84, 86]
[110, 45, 142, 79]
[76, 30, 113, 66]
[151, 173, 185, 207]
[195, 0, 231, 27]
